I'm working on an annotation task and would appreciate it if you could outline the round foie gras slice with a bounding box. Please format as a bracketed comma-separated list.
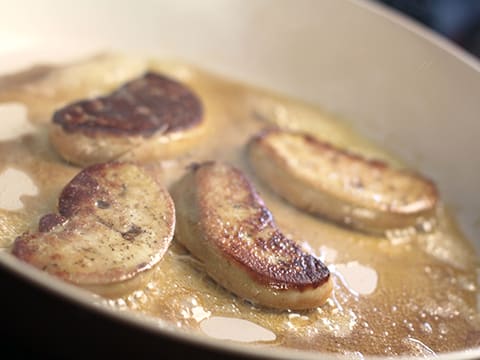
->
[12, 162, 175, 297]
[248, 129, 438, 235]
[50, 72, 204, 166]
[171, 161, 332, 310]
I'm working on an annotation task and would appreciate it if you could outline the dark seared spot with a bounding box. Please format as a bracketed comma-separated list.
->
[195, 162, 331, 291]
[257, 207, 273, 229]
[304, 132, 389, 168]
[38, 213, 67, 232]
[245, 229, 330, 291]
[53, 72, 203, 137]
[254, 128, 391, 169]
[122, 225, 143, 241]
[11, 233, 39, 260]
[188, 161, 215, 172]
[95, 200, 110, 209]
[136, 262, 148, 271]
[368, 159, 388, 169]
[58, 162, 117, 217]
[59, 169, 102, 217]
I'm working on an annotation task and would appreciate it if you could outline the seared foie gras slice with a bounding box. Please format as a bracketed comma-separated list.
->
[248, 129, 438, 234]
[171, 161, 332, 310]
[12, 162, 175, 296]
[50, 72, 204, 166]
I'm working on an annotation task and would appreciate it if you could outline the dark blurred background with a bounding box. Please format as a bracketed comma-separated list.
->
[378, 0, 480, 58]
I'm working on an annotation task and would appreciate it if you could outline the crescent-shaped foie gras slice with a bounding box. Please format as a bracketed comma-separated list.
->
[50, 72, 204, 166]
[248, 129, 438, 234]
[12, 162, 175, 297]
[171, 161, 332, 310]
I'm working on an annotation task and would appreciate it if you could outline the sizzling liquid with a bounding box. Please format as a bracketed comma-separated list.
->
[0, 54, 479, 357]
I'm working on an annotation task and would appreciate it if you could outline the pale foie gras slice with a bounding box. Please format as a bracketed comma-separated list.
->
[12, 162, 175, 296]
[248, 129, 438, 234]
[171, 161, 332, 310]
[50, 72, 205, 166]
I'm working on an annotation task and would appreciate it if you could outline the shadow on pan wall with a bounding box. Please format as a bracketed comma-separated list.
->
[377, 0, 480, 58]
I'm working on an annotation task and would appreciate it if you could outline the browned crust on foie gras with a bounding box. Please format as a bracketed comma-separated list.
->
[248, 129, 438, 235]
[50, 72, 205, 166]
[171, 161, 332, 310]
[12, 162, 175, 297]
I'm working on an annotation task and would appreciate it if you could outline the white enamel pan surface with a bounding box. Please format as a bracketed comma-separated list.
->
[0, 0, 479, 359]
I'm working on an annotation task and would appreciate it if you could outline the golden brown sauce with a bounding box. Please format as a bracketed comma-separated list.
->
[0, 54, 479, 356]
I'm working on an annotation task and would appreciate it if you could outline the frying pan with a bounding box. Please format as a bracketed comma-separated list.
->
[0, 0, 479, 359]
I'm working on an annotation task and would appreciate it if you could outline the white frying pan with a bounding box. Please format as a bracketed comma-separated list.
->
[0, 0, 479, 359]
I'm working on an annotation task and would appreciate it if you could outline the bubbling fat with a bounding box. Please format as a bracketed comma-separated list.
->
[0, 54, 479, 357]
